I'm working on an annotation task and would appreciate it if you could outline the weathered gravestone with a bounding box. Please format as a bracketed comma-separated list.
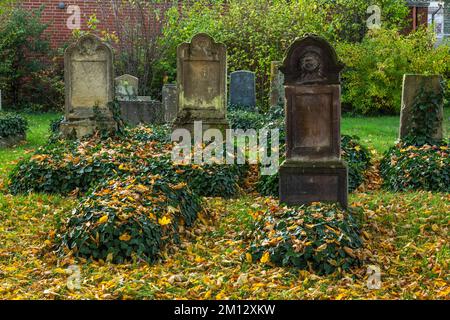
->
[162, 83, 178, 123]
[119, 97, 164, 126]
[399, 74, 445, 142]
[279, 35, 348, 208]
[173, 33, 229, 135]
[229, 70, 256, 108]
[115, 74, 139, 99]
[60, 34, 117, 138]
[269, 61, 285, 107]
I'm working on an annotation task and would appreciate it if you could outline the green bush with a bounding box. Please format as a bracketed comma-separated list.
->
[257, 135, 371, 197]
[228, 109, 265, 131]
[0, 114, 28, 138]
[337, 28, 450, 115]
[380, 142, 450, 192]
[0, 6, 63, 111]
[248, 203, 362, 275]
[58, 174, 202, 263]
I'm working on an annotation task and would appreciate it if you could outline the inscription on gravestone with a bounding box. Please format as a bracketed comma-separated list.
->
[60, 34, 117, 138]
[229, 70, 256, 108]
[173, 33, 229, 135]
[279, 35, 348, 208]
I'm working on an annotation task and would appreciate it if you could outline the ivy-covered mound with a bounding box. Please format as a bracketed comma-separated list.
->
[380, 142, 449, 192]
[8, 125, 247, 198]
[257, 135, 371, 197]
[58, 174, 202, 263]
[248, 203, 363, 275]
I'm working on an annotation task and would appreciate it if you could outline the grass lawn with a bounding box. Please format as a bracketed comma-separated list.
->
[0, 111, 448, 300]
[342, 107, 450, 153]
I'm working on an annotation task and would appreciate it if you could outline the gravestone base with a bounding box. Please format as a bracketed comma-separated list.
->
[60, 118, 117, 139]
[173, 118, 230, 137]
[279, 160, 348, 208]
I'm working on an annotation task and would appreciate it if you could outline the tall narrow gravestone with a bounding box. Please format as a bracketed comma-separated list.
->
[279, 35, 348, 208]
[163, 83, 178, 123]
[229, 70, 256, 108]
[173, 33, 229, 135]
[399, 74, 445, 142]
[60, 34, 117, 138]
[269, 61, 285, 107]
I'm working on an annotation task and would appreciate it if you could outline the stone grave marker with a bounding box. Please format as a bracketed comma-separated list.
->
[115, 74, 139, 100]
[279, 35, 348, 208]
[60, 34, 117, 138]
[399, 74, 445, 143]
[173, 33, 229, 135]
[269, 61, 285, 107]
[162, 83, 178, 123]
[229, 70, 256, 108]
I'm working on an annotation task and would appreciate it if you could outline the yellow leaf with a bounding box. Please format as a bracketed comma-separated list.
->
[98, 215, 108, 224]
[354, 146, 361, 151]
[119, 233, 131, 241]
[158, 216, 171, 226]
[260, 252, 270, 264]
[204, 290, 212, 299]
[246, 253, 253, 263]
[431, 224, 439, 232]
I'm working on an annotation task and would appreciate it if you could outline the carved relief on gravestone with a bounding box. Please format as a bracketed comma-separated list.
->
[229, 70, 256, 108]
[279, 35, 348, 208]
[174, 33, 229, 134]
[61, 34, 116, 138]
[115, 74, 139, 100]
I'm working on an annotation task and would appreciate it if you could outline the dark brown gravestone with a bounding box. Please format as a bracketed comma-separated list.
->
[279, 35, 348, 208]
[173, 33, 229, 135]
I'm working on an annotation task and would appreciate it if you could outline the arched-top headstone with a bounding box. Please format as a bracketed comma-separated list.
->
[174, 33, 229, 135]
[280, 34, 344, 86]
[115, 74, 139, 99]
[61, 34, 116, 138]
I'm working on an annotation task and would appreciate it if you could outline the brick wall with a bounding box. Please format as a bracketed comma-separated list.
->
[19, 0, 177, 49]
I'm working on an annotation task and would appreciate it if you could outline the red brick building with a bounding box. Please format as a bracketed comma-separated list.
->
[19, 0, 177, 49]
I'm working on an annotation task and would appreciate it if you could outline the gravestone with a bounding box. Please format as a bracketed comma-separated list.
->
[60, 34, 117, 138]
[399, 74, 444, 142]
[162, 83, 178, 123]
[115, 74, 139, 100]
[269, 61, 285, 107]
[229, 70, 256, 108]
[279, 35, 348, 208]
[173, 33, 229, 135]
[119, 97, 164, 126]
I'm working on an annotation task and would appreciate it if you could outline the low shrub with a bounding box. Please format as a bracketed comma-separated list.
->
[380, 142, 449, 192]
[9, 125, 247, 198]
[0, 114, 28, 138]
[58, 174, 202, 263]
[228, 109, 265, 131]
[257, 135, 371, 197]
[248, 203, 363, 275]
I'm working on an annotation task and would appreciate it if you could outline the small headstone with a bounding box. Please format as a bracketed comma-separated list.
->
[229, 70, 256, 108]
[119, 98, 164, 126]
[399, 74, 444, 142]
[115, 74, 139, 100]
[60, 34, 117, 138]
[279, 35, 348, 208]
[269, 61, 285, 107]
[163, 83, 178, 123]
[173, 33, 229, 135]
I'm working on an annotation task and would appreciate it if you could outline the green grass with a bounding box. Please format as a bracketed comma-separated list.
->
[342, 107, 450, 153]
[0, 112, 61, 177]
